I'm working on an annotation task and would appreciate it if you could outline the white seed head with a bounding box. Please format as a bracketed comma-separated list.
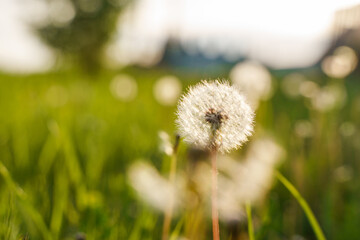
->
[176, 80, 254, 153]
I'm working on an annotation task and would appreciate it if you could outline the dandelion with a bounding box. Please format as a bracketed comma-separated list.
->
[217, 137, 285, 222]
[310, 84, 347, 112]
[176, 80, 254, 240]
[127, 161, 181, 213]
[176, 80, 254, 153]
[128, 150, 182, 240]
[230, 61, 272, 109]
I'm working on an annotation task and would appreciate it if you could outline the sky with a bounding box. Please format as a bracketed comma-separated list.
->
[1, 0, 360, 73]
[0, 0, 54, 73]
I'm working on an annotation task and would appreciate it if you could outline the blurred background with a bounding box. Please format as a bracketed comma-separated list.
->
[1, 0, 360, 239]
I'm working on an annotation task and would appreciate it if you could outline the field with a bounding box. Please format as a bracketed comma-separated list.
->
[0, 67, 360, 240]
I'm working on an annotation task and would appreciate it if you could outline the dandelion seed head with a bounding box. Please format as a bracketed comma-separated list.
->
[176, 80, 254, 153]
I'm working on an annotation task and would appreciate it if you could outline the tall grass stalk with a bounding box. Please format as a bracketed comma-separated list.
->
[0, 161, 52, 240]
[162, 135, 180, 240]
[246, 203, 255, 240]
[276, 171, 326, 240]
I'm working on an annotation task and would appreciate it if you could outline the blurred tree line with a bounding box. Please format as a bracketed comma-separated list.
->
[36, 0, 130, 73]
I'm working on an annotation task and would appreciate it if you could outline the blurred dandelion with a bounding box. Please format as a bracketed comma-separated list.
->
[246, 137, 285, 166]
[230, 61, 272, 109]
[109, 74, 137, 101]
[187, 161, 212, 201]
[153, 75, 182, 106]
[340, 122, 356, 137]
[299, 81, 319, 99]
[128, 161, 182, 213]
[321, 46, 358, 78]
[295, 120, 314, 138]
[158, 131, 174, 156]
[333, 165, 353, 183]
[281, 73, 307, 99]
[217, 137, 285, 221]
[310, 84, 347, 112]
[176, 80, 254, 153]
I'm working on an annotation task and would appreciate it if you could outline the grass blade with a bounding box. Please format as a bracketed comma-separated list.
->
[246, 202, 255, 240]
[276, 171, 326, 240]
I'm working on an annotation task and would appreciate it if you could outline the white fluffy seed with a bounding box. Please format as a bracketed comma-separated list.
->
[176, 80, 254, 153]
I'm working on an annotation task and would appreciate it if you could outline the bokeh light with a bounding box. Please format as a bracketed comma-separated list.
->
[230, 61, 272, 109]
[110, 74, 138, 101]
[321, 46, 358, 78]
[153, 75, 182, 106]
[281, 73, 307, 99]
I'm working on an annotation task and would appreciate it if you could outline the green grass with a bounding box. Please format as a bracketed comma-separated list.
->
[0, 68, 360, 239]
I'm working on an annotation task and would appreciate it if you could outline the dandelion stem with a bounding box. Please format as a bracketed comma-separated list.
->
[162, 135, 180, 240]
[276, 171, 326, 240]
[246, 202, 255, 240]
[211, 146, 220, 240]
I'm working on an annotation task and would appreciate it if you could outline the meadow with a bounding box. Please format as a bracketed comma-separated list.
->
[0, 65, 359, 240]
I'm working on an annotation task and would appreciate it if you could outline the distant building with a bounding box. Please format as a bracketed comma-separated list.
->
[317, 4, 360, 75]
[332, 4, 360, 41]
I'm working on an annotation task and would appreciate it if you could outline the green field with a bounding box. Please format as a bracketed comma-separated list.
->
[0, 68, 360, 240]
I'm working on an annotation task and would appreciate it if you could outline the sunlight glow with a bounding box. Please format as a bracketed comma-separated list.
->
[1, 0, 360, 72]
[112, 0, 360, 68]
